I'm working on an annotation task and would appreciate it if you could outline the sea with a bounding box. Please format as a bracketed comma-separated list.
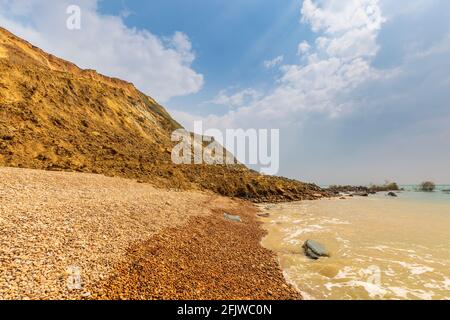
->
[259, 186, 450, 300]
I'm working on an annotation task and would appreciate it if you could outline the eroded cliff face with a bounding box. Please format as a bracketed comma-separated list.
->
[0, 27, 325, 202]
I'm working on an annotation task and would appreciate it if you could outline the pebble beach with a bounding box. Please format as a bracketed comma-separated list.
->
[0, 167, 300, 300]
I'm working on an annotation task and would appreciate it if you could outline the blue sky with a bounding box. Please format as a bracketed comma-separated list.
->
[1, 0, 450, 185]
[98, 0, 312, 115]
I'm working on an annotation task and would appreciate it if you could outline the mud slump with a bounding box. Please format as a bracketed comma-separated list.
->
[259, 195, 450, 300]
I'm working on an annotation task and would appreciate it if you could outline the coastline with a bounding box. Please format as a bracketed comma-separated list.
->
[0, 167, 300, 300]
[258, 196, 450, 300]
[91, 201, 300, 300]
[4, 167, 448, 300]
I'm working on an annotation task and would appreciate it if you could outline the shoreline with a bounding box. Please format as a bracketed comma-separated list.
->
[258, 197, 450, 300]
[0, 167, 300, 300]
[90, 201, 301, 300]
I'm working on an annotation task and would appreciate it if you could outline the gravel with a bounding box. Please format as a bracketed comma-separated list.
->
[0, 167, 221, 299]
[92, 203, 301, 300]
[0, 167, 300, 300]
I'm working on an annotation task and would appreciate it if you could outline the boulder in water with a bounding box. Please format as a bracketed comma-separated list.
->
[303, 240, 330, 260]
[354, 192, 369, 197]
[387, 192, 398, 197]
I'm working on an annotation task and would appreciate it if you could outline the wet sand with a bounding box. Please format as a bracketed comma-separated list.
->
[259, 195, 450, 300]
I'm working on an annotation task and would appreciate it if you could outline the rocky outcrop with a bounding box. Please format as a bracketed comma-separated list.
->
[303, 240, 330, 260]
[327, 183, 399, 196]
[327, 185, 369, 195]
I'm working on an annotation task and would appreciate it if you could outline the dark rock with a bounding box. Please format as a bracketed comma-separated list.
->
[224, 213, 242, 222]
[304, 247, 320, 260]
[257, 213, 270, 218]
[303, 240, 330, 260]
[354, 192, 369, 197]
[387, 192, 398, 197]
[1, 134, 14, 141]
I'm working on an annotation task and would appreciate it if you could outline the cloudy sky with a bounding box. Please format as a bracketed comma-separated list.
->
[1, 0, 449, 185]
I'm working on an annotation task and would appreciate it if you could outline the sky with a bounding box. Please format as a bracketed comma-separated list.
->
[1, 0, 450, 185]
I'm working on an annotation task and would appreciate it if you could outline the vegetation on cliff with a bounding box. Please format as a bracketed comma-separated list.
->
[419, 181, 436, 192]
[327, 182, 400, 195]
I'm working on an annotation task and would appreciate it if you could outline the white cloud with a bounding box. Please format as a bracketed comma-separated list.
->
[263, 55, 284, 69]
[172, 0, 450, 183]
[163, 0, 450, 183]
[201, 0, 386, 130]
[301, 0, 385, 34]
[209, 88, 261, 108]
[0, 0, 203, 102]
[297, 41, 311, 56]
[301, 0, 385, 61]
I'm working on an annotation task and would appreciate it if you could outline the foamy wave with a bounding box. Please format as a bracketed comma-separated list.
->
[334, 266, 355, 279]
[368, 245, 416, 254]
[325, 279, 437, 300]
[424, 277, 450, 293]
[368, 245, 391, 252]
[387, 287, 434, 300]
[282, 269, 315, 300]
[325, 280, 388, 299]
[320, 218, 350, 225]
[282, 225, 325, 244]
[388, 287, 410, 299]
[395, 261, 434, 275]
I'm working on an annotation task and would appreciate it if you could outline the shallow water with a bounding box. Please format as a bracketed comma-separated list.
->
[259, 192, 450, 300]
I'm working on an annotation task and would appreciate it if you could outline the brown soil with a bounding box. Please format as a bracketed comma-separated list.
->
[0, 27, 326, 202]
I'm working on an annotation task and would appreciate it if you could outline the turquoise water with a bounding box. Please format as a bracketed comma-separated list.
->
[373, 191, 450, 205]
[392, 185, 450, 204]
[321, 184, 450, 191]
[321, 185, 450, 204]
[400, 184, 450, 192]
